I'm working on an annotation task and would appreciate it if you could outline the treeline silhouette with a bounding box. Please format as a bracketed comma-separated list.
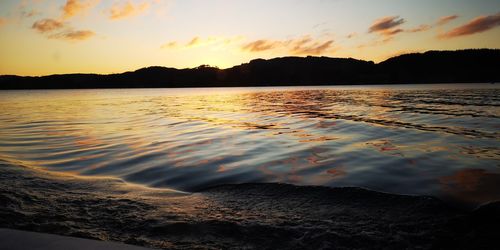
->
[1, 49, 498, 89]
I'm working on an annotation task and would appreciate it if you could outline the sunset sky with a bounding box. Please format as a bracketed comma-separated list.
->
[0, 0, 499, 76]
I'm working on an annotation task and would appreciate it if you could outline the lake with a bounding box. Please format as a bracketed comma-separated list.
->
[0, 84, 499, 207]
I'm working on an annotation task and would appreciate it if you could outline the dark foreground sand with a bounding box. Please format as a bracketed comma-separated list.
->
[0, 228, 151, 250]
[1, 160, 499, 249]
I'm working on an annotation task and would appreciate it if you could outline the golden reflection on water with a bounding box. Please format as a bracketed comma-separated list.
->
[0, 86, 499, 206]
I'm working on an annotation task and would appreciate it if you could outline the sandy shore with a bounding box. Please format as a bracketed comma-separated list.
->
[1, 160, 499, 249]
[0, 228, 151, 250]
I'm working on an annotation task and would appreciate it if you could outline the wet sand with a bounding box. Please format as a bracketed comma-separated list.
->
[1, 160, 499, 249]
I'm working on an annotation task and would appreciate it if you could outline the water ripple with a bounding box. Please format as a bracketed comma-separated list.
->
[0, 84, 499, 207]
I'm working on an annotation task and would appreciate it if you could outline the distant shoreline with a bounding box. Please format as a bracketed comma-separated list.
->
[0, 82, 497, 91]
[1, 49, 499, 89]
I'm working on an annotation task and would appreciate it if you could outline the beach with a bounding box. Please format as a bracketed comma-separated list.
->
[1, 160, 499, 249]
[0, 228, 151, 250]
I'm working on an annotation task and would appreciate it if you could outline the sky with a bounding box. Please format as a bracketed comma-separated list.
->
[0, 0, 499, 76]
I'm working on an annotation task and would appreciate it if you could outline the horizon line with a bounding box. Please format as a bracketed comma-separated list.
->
[2, 48, 498, 78]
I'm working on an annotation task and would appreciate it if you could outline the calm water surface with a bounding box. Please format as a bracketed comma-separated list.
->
[1, 84, 499, 206]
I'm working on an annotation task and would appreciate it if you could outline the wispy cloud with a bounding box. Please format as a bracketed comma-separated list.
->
[439, 12, 500, 39]
[383, 28, 404, 36]
[160, 41, 178, 49]
[242, 39, 284, 52]
[29, 0, 97, 42]
[161, 36, 245, 50]
[368, 16, 405, 36]
[62, 0, 100, 19]
[292, 40, 334, 55]
[14, 0, 43, 21]
[437, 15, 459, 26]
[109, 1, 150, 20]
[241, 36, 335, 55]
[346, 32, 358, 39]
[356, 36, 393, 49]
[160, 35, 334, 56]
[312, 21, 327, 29]
[407, 24, 431, 33]
[21, 10, 40, 18]
[366, 15, 439, 44]
[186, 37, 201, 47]
[49, 30, 95, 41]
[32, 18, 95, 41]
[32, 18, 65, 33]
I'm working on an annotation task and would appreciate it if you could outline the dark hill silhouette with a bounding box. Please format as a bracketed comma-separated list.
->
[223, 56, 375, 85]
[377, 49, 500, 83]
[1, 49, 499, 89]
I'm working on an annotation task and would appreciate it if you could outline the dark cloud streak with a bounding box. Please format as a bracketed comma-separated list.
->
[440, 13, 500, 39]
[437, 15, 459, 26]
[369, 16, 405, 34]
